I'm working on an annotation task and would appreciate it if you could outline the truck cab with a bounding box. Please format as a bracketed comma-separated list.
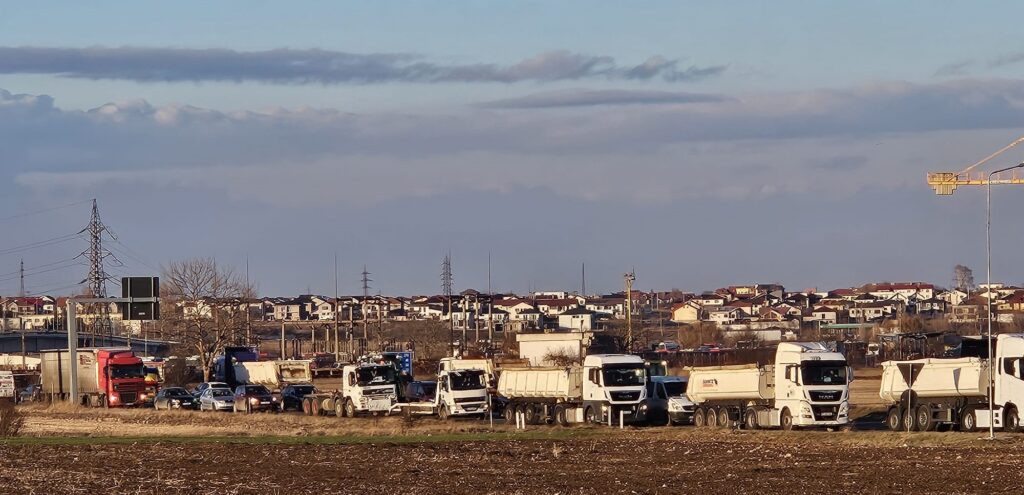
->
[582, 354, 648, 424]
[772, 342, 851, 427]
[98, 349, 149, 407]
[981, 333, 1024, 430]
[340, 363, 398, 416]
[435, 369, 489, 419]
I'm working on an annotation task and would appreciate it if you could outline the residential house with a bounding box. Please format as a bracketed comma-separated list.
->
[670, 300, 703, 323]
[557, 306, 595, 331]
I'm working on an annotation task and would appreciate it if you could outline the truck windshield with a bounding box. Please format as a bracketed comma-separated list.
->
[110, 365, 144, 379]
[602, 365, 645, 387]
[801, 361, 848, 385]
[663, 381, 686, 397]
[357, 366, 397, 386]
[449, 370, 486, 390]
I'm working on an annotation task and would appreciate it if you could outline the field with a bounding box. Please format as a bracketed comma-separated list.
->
[4, 370, 1020, 494]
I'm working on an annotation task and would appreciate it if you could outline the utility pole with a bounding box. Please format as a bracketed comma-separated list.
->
[487, 252, 493, 347]
[442, 252, 454, 356]
[624, 270, 635, 352]
[361, 265, 371, 354]
[581, 262, 586, 297]
[18, 259, 24, 297]
[245, 256, 251, 345]
[333, 253, 340, 360]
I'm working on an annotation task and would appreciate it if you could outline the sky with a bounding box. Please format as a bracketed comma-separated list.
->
[4, 1, 1024, 296]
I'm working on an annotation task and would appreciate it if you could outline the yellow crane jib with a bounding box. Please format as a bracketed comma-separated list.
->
[927, 171, 1024, 195]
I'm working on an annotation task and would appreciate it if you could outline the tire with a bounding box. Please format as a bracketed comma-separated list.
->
[1004, 406, 1020, 433]
[554, 405, 569, 427]
[584, 406, 597, 424]
[524, 404, 538, 425]
[438, 403, 449, 421]
[780, 408, 793, 431]
[693, 408, 706, 428]
[504, 404, 516, 424]
[335, 400, 344, 418]
[744, 407, 758, 430]
[312, 399, 323, 416]
[886, 408, 903, 431]
[916, 404, 934, 432]
[902, 408, 918, 432]
[662, 410, 674, 427]
[344, 399, 356, 418]
[706, 407, 718, 428]
[302, 398, 312, 416]
[717, 408, 730, 428]
[961, 408, 977, 433]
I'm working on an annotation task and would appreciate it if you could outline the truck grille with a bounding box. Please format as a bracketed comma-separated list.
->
[809, 391, 843, 402]
[609, 391, 641, 402]
[812, 405, 839, 420]
[120, 392, 138, 403]
[454, 397, 483, 404]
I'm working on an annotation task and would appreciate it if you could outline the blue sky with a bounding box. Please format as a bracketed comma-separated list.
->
[3, 1, 1024, 296]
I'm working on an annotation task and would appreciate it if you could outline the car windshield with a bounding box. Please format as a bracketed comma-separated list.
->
[602, 365, 645, 387]
[418, 383, 437, 397]
[663, 381, 686, 397]
[357, 366, 397, 385]
[110, 365, 144, 379]
[449, 370, 486, 390]
[292, 386, 316, 395]
[244, 386, 270, 395]
[801, 361, 848, 385]
[211, 389, 232, 397]
[166, 388, 190, 397]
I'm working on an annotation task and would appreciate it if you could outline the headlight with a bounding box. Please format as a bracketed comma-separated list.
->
[640, 404, 648, 411]
[109, 394, 120, 404]
[249, 397, 259, 405]
[140, 394, 148, 401]
[171, 399, 180, 405]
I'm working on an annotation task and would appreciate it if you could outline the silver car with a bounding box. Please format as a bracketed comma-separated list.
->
[198, 387, 234, 411]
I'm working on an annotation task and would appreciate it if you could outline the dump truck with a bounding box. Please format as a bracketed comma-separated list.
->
[879, 333, 1024, 432]
[232, 360, 312, 388]
[40, 347, 148, 407]
[300, 362, 398, 417]
[687, 342, 851, 430]
[497, 354, 648, 426]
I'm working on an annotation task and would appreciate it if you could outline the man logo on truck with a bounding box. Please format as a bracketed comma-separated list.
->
[702, 378, 718, 388]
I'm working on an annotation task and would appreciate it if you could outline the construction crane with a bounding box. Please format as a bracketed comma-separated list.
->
[927, 136, 1024, 194]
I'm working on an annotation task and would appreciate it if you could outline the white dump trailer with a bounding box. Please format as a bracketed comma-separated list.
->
[879, 333, 1024, 432]
[497, 354, 648, 426]
[687, 342, 851, 430]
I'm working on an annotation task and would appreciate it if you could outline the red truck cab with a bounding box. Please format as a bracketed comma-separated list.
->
[98, 349, 148, 407]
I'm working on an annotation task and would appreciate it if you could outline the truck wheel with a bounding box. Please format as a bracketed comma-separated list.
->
[524, 404, 539, 425]
[504, 405, 516, 424]
[902, 408, 918, 432]
[886, 408, 903, 431]
[916, 405, 934, 431]
[744, 407, 758, 430]
[706, 408, 718, 428]
[961, 409, 977, 432]
[344, 399, 356, 418]
[1004, 406, 1020, 432]
[717, 408, 730, 428]
[302, 398, 312, 416]
[780, 408, 793, 431]
[554, 405, 569, 427]
[693, 408, 706, 428]
[584, 406, 597, 424]
[438, 403, 449, 421]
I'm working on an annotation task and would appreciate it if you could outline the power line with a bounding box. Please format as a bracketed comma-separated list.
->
[0, 199, 94, 224]
[0, 233, 83, 257]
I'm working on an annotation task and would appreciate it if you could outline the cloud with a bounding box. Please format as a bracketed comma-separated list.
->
[0, 46, 724, 84]
[934, 60, 973, 77]
[8, 78, 1024, 208]
[476, 89, 730, 109]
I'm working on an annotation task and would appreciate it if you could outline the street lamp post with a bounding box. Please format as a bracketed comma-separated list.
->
[986, 162, 1024, 439]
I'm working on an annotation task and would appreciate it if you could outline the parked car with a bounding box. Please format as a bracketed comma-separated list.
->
[656, 341, 681, 353]
[644, 375, 695, 426]
[17, 384, 40, 403]
[404, 381, 437, 403]
[279, 384, 317, 412]
[198, 388, 235, 411]
[192, 381, 229, 399]
[153, 387, 199, 411]
[233, 384, 277, 413]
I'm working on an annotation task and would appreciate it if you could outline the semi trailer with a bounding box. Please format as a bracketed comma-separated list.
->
[40, 348, 148, 407]
[687, 342, 851, 430]
[879, 333, 1024, 432]
[497, 354, 648, 426]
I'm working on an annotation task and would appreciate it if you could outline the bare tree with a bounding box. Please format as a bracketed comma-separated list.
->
[954, 264, 975, 293]
[161, 258, 249, 381]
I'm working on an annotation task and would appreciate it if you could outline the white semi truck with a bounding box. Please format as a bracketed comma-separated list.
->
[687, 342, 852, 430]
[301, 362, 398, 417]
[395, 368, 490, 419]
[497, 354, 648, 426]
[879, 333, 1024, 432]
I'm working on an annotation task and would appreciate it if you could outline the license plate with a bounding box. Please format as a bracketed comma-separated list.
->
[821, 412, 833, 417]
[261, 401, 270, 405]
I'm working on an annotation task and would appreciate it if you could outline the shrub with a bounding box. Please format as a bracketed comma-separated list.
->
[0, 401, 24, 437]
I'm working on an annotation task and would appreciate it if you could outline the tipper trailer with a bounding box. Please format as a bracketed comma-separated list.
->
[687, 342, 851, 430]
[879, 333, 1024, 432]
[497, 354, 648, 426]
